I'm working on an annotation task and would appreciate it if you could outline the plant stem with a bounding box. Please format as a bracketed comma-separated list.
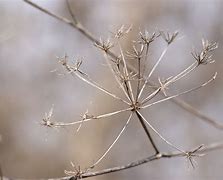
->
[135, 111, 159, 154]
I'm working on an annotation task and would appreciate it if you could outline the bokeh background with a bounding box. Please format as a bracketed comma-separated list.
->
[0, 0, 223, 179]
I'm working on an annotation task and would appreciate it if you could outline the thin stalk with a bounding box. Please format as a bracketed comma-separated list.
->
[135, 57, 141, 101]
[104, 53, 131, 102]
[141, 62, 197, 105]
[141, 87, 161, 104]
[165, 61, 198, 86]
[138, 44, 150, 101]
[118, 42, 135, 103]
[90, 113, 133, 168]
[136, 111, 186, 153]
[141, 44, 149, 79]
[138, 46, 169, 99]
[73, 72, 130, 105]
[65, 0, 78, 25]
[54, 108, 132, 127]
[141, 72, 217, 108]
[135, 111, 159, 154]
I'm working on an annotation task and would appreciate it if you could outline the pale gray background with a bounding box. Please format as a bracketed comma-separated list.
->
[0, 0, 223, 179]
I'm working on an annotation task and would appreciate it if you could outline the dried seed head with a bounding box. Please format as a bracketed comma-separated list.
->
[58, 56, 85, 75]
[139, 30, 159, 45]
[202, 39, 218, 52]
[41, 118, 55, 128]
[64, 162, 84, 179]
[112, 25, 132, 39]
[160, 31, 179, 45]
[94, 38, 113, 53]
[118, 70, 138, 85]
[58, 54, 68, 66]
[192, 39, 218, 65]
[41, 105, 55, 128]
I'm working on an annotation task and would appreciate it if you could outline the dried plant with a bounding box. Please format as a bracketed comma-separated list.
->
[41, 26, 217, 176]
[2, 1, 221, 180]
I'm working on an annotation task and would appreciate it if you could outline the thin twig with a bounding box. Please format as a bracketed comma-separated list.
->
[141, 61, 197, 104]
[65, 0, 78, 25]
[138, 46, 169, 99]
[167, 61, 198, 85]
[103, 53, 131, 102]
[118, 42, 135, 103]
[2, 141, 223, 180]
[54, 108, 132, 127]
[89, 112, 133, 169]
[135, 111, 159, 154]
[136, 54, 141, 101]
[80, 142, 223, 179]
[141, 72, 217, 108]
[70, 69, 130, 105]
[136, 111, 186, 153]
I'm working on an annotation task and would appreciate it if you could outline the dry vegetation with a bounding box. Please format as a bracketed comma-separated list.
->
[1, 0, 223, 180]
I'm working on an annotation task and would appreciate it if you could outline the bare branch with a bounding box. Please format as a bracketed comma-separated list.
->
[3, 141, 223, 180]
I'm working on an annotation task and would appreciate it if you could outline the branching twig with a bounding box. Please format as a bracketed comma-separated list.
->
[135, 111, 159, 154]
[89, 112, 133, 169]
[2, 141, 223, 180]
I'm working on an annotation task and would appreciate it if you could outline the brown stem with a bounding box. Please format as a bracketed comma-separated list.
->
[3, 141, 223, 180]
[135, 111, 159, 154]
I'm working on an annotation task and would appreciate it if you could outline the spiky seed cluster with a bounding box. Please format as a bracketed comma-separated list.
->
[139, 31, 159, 45]
[58, 55, 85, 75]
[160, 31, 179, 45]
[112, 25, 132, 39]
[41, 105, 54, 128]
[192, 39, 218, 65]
[94, 38, 113, 53]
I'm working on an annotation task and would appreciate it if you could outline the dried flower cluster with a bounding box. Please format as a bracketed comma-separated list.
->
[41, 26, 217, 177]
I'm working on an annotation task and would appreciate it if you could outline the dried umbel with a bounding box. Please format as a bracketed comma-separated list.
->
[44, 27, 217, 172]
[192, 39, 218, 65]
[6, 1, 222, 179]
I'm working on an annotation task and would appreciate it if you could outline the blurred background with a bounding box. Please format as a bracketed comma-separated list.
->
[0, 0, 223, 179]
